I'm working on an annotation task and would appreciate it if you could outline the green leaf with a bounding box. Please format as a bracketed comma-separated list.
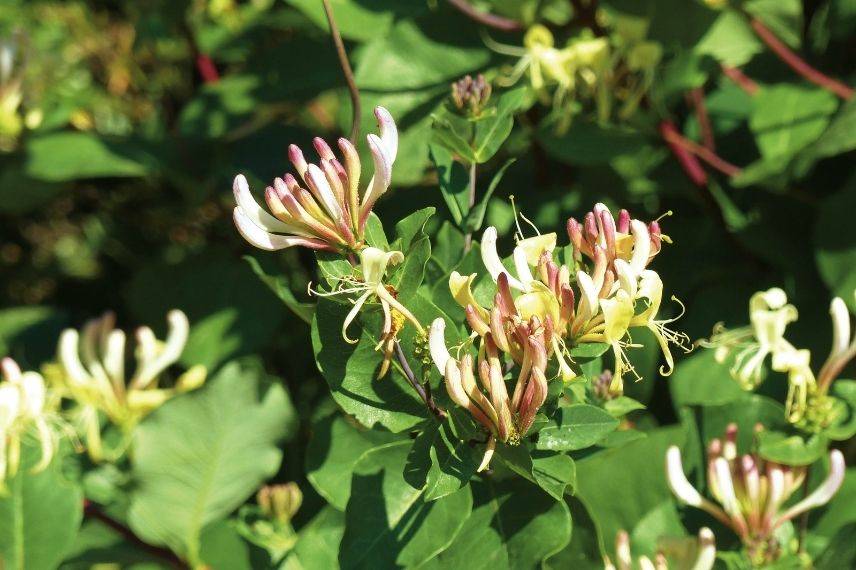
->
[538, 121, 647, 165]
[815, 523, 856, 570]
[0, 443, 83, 570]
[816, 179, 856, 309]
[0, 306, 68, 367]
[25, 132, 152, 181]
[464, 159, 516, 233]
[745, 0, 804, 48]
[311, 297, 426, 433]
[306, 413, 400, 510]
[339, 441, 472, 569]
[749, 85, 839, 160]
[362, 212, 389, 249]
[355, 15, 491, 91]
[827, 380, 856, 441]
[496, 446, 577, 500]
[127, 360, 294, 564]
[568, 342, 611, 361]
[757, 430, 829, 466]
[290, 507, 345, 570]
[695, 11, 763, 66]
[470, 88, 526, 163]
[800, 99, 856, 161]
[419, 478, 572, 570]
[244, 255, 314, 325]
[669, 349, 747, 407]
[430, 144, 471, 226]
[536, 404, 619, 451]
[404, 419, 480, 501]
[286, 0, 427, 41]
[128, 251, 286, 370]
[604, 396, 646, 417]
[575, 425, 689, 543]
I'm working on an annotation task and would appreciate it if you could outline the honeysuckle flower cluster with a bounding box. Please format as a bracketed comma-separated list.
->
[0, 358, 56, 486]
[704, 288, 856, 425]
[451, 73, 492, 116]
[312, 247, 424, 378]
[232, 106, 398, 254]
[666, 424, 845, 564]
[489, 24, 662, 125]
[47, 310, 206, 461]
[429, 204, 687, 468]
[604, 527, 716, 570]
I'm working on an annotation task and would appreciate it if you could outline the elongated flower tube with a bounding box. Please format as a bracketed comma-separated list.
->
[232, 106, 398, 253]
[818, 292, 856, 392]
[430, 317, 548, 471]
[447, 204, 685, 393]
[49, 310, 206, 461]
[313, 247, 424, 378]
[666, 424, 845, 564]
[0, 358, 57, 485]
[603, 527, 716, 570]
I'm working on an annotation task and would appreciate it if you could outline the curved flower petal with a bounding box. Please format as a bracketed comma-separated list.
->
[374, 106, 398, 163]
[481, 226, 524, 291]
[233, 208, 329, 251]
[429, 318, 451, 375]
[233, 175, 294, 233]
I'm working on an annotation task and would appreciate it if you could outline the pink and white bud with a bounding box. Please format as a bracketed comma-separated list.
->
[666, 446, 705, 507]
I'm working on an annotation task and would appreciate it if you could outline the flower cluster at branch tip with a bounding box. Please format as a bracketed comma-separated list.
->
[604, 527, 716, 570]
[257, 482, 302, 526]
[232, 106, 398, 253]
[703, 288, 856, 425]
[46, 310, 206, 461]
[430, 203, 687, 468]
[451, 74, 492, 116]
[311, 247, 424, 378]
[666, 424, 845, 564]
[488, 22, 662, 126]
[0, 358, 56, 486]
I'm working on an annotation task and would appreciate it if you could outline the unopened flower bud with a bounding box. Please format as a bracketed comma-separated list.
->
[257, 483, 302, 524]
[451, 74, 492, 116]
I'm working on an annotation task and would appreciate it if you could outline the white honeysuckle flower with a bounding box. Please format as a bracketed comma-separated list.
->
[52, 310, 205, 462]
[0, 358, 57, 483]
[667, 426, 846, 560]
[629, 270, 690, 376]
[429, 318, 451, 376]
[232, 107, 399, 254]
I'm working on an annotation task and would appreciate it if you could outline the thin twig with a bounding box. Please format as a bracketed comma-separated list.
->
[393, 340, 447, 420]
[721, 65, 759, 96]
[322, 0, 361, 142]
[747, 14, 854, 100]
[464, 162, 477, 252]
[660, 122, 742, 178]
[687, 87, 715, 151]
[84, 500, 187, 569]
[659, 121, 708, 186]
[446, 0, 523, 31]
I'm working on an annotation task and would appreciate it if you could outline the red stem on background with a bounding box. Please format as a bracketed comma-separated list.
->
[84, 500, 187, 568]
[195, 54, 220, 84]
[687, 87, 716, 151]
[659, 121, 708, 187]
[660, 121, 743, 179]
[721, 65, 759, 96]
[747, 15, 854, 100]
[322, 0, 361, 143]
[445, 0, 523, 31]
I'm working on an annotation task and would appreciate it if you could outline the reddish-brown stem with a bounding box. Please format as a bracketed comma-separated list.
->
[659, 121, 708, 186]
[687, 87, 716, 151]
[721, 65, 759, 96]
[84, 500, 187, 568]
[748, 15, 854, 100]
[195, 55, 219, 84]
[322, 0, 361, 143]
[446, 0, 523, 31]
[660, 121, 743, 178]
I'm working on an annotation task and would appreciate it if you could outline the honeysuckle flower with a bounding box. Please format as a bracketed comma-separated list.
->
[313, 247, 424, 378]
[451, 74, 492, 116]
[0, 358, 57, 485]
[489, 25, 576, 102]
[603, 527, 716, 570]
[446, 204, 684, 392]
[49, 310, 206, 461]
[818, 292, 856, 393]
[232, 106, 398, 254]
[666, 424, 845, 564]
[429, 317, 548, 471]
[704, 288, 798, 390]
[247, 482, 302, 555]
[703, 288, 856, 426]
[257, 483, 302, 526]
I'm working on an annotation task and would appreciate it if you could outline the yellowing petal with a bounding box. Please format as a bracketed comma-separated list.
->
[517, 232, 557, 265]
